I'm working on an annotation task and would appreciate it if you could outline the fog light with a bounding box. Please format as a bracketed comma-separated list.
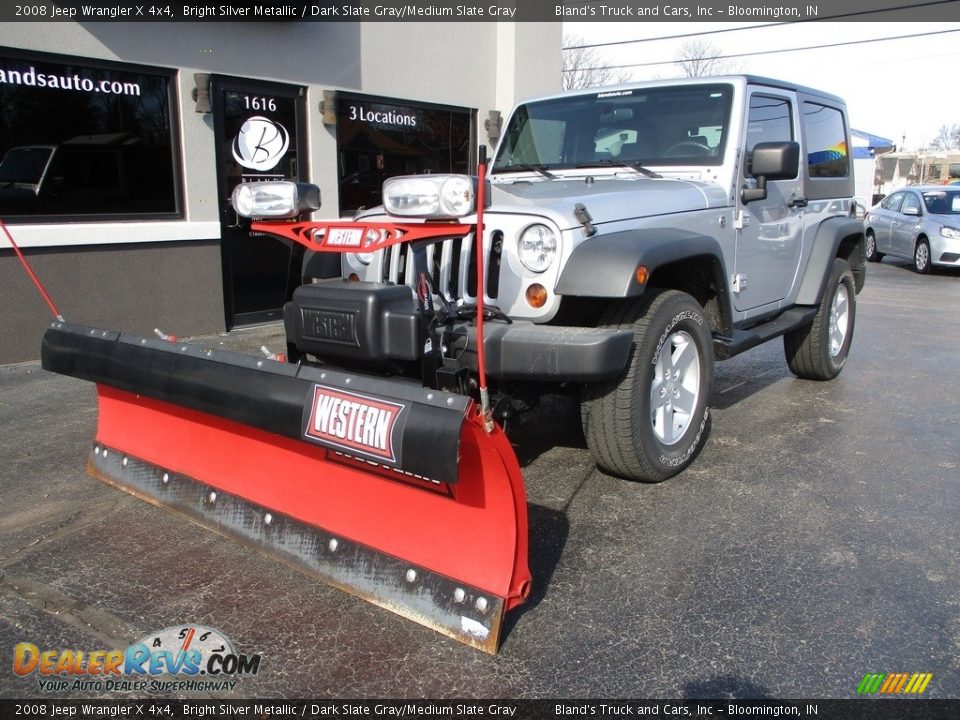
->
[525, 283, 548, 308]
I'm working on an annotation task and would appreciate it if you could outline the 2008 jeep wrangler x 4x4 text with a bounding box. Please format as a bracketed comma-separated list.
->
[276, 75, 866, 483]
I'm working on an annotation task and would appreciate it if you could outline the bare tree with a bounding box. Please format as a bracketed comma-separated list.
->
[562, 35, 632, 91]
[930, 124, 960, 151]
[674, 40, 741, 78]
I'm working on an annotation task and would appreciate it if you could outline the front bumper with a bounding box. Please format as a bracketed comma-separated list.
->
[932, 234, 960, 266]
[452, 321, 634, 382]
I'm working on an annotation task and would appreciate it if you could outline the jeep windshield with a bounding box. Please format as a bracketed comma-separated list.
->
[493, 84, 733, 173]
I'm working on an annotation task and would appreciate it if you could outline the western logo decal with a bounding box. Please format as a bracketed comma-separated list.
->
[303, 385, 404, 463]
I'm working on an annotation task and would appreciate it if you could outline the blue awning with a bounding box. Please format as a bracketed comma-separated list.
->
[851, 129, 895, 159]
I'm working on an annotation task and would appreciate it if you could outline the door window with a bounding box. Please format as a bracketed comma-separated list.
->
[881, 193, 904, 213]
[900, 192, 922, 215]
[745, 94, 793, 151]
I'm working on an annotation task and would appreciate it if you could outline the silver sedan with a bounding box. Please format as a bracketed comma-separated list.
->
[864, 185, 960, 273]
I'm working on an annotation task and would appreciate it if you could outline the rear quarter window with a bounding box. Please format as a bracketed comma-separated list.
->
[803, 102, 849, 178]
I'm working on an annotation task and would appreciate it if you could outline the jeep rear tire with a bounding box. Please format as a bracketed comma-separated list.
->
[784, 258, 856, 380]
[581, 290, 713, 482]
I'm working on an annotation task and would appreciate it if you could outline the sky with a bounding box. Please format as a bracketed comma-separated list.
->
[563, 21, 960, 152]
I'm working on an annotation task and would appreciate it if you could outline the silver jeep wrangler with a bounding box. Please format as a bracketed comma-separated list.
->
[311, 76, 866, 482]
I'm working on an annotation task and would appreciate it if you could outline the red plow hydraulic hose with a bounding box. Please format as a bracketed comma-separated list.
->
[1, 219, 64, 321]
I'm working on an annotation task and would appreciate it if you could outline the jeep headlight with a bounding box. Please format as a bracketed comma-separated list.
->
[383, 175, 478, 218]
[940, 225, 960, 240]
[518, 224, 557, 273]
[231, 181, 320, 218]
[351, 227, 387, 265]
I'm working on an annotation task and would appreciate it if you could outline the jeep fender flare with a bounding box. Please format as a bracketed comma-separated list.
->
[555, 228, 727, 298]
[795, 217, 865, 305]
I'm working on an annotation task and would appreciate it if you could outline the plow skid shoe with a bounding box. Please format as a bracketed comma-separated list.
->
[42, 322, 531, 652]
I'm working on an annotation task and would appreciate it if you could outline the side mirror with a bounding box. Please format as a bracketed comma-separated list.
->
[902, 206, 921, 217]
[742, 141, 800, 204]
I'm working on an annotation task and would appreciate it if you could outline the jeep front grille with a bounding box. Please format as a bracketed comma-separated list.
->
[376, 230, 501, 303]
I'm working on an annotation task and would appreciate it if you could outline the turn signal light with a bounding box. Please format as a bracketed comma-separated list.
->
[635, 265, 649, 285]
[525, 283, 548, 308]
[348, 273, 360, 282]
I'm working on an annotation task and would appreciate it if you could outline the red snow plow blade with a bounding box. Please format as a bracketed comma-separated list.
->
[41, 322, 530, 652]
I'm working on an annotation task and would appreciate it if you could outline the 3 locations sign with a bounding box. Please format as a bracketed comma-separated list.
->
[344, 102, 419, 129]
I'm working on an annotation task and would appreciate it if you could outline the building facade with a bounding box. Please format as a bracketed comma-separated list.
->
[0, 22, 562, 363]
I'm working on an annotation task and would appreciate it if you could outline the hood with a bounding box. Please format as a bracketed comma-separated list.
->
[488, 175, 729, 228]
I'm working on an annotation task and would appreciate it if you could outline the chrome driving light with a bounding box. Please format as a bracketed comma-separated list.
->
[383, 175, 480, 218]
[518, 223, 558, 273]
[231, 181, 320, 219]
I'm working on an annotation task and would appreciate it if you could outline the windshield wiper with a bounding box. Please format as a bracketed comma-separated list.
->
[576, 159, 661, 178]
[495, 163, 557, 180]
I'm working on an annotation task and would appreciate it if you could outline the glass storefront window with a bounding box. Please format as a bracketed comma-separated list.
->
[336, 94, 472, 216]
[0, 48, 180, 220]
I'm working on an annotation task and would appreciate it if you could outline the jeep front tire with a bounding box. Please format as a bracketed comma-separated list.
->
[581, 290, 713, 482]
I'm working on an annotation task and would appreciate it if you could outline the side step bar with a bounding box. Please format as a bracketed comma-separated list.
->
[713, 307, 818, 360]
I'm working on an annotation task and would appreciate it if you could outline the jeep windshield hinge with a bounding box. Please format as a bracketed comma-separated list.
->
[574, 203, 597, 237]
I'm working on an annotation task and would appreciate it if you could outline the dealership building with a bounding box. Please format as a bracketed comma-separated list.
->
[0, 22, 561, 364]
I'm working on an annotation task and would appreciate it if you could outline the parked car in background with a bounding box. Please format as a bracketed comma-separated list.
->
[864, 186, 960, 273]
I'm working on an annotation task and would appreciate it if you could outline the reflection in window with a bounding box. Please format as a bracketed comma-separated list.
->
[0, 51, 179, 219]
[803, 102, 849, 178]
[746, 95, 793, 151]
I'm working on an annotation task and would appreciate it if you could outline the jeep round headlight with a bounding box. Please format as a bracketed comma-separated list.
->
[518, 224, 557, 273]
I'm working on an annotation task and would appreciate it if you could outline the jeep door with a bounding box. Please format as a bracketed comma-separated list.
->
[734, 89, 803, 313]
